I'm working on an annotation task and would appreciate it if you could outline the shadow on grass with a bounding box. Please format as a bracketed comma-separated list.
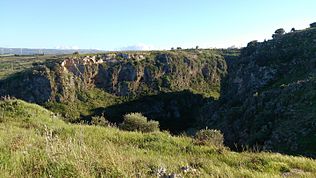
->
[91, 90, 214, 134]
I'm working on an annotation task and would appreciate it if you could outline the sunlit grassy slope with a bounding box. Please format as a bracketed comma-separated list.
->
[0, 55, 58, 79]
[0, 99, 316, 177]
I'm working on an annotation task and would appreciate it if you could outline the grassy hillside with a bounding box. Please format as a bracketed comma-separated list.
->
[0, 55, 58, 79]
[1, 99, 316, 177]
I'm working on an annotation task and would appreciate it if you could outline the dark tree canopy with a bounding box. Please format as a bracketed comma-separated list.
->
[247, 40, 258, 47]
[272, 28, 285, 39]
[310, 22, 316, 28]
[274, 28, 285, 35]
[242, 40, 259, 56]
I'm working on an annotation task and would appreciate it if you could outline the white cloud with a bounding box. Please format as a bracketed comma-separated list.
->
[55, 45, 80, 50]
[117, 43, 158, 51]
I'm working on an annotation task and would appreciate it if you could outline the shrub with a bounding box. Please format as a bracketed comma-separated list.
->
[242, 40, 258, 56]
[91, 115, 109, 127]
[310, 22, 316, 28]
[274, 28, 285, 35]
[272, 28, 285, 39]
[247, 40, 258, 47]
[194, 129, 224, 147]
[120, 113, 159, 133]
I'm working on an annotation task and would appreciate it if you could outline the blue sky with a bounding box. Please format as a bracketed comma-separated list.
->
[0, 0, 315, 50]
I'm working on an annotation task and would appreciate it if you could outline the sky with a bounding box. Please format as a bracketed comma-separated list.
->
[0, 0, 315, 50]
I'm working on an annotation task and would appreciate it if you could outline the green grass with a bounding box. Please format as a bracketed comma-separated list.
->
[44, 88, 126, 121]
[1, 99, 316, 177]
[0, 55, 60, 79]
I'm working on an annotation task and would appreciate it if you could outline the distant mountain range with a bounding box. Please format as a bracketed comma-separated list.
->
[0, 47, 105, 55]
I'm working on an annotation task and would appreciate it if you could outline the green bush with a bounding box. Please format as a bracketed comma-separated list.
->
[120, 113, 159, 133]
[272, 28, 285, 39]
[91, 115, 109, 127]
[310, 22, 316, 28]
[194, 129, 224, 147]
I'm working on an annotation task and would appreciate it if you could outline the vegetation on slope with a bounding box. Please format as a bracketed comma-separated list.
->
[199, 26, 316, 157]
[0, 55, 59, 79]
[1, 99, 316, 177]
[0, 49, 233, 132]
[0, 26, 315, 159]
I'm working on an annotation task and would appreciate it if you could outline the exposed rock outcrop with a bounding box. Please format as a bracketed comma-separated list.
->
[0, 50, 227, 104]
[199, 27, 316, 157]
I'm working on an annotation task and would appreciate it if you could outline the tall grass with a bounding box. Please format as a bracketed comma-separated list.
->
[0, 99, 316, 177]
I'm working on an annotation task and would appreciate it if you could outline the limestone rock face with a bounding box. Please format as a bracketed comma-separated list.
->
[57, 51, 227, 97]
[0, 50, 227, 103]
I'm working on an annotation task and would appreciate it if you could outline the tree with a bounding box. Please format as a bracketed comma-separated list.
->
[195, 46, 199, 49]
[275, 28, 285, 35]
[119, 113, 159, 133]
[247, 40, 258, 47]
[310, 22, 316, 28]
[272, 28, 285, 39]
[291, 28, 296, 32]
[242, 40, 259, 56]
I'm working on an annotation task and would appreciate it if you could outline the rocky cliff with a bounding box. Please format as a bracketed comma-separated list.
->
[0, 50, 231, 130]
[199, 27, 316, 157]
[0, 50, 227, 104]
